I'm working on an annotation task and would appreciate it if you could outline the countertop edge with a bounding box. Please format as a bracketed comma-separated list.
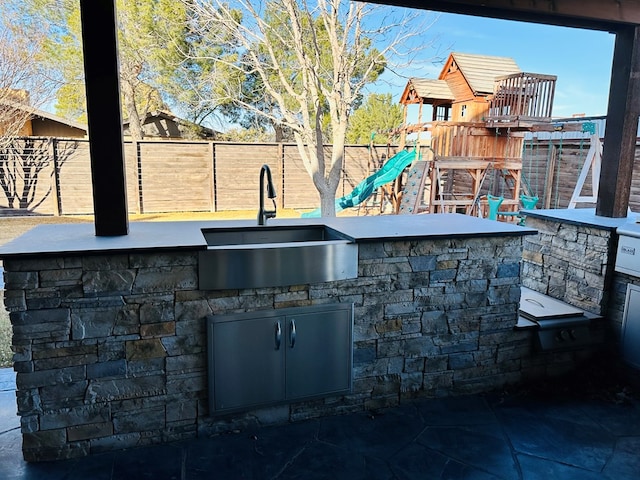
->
[0, 214, 537, 259]
[521, 208, 637, 231]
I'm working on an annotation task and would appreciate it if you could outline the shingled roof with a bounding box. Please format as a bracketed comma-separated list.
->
[403, 78, 455, 103]
[447, 52, 521, 95]
[400, 52, 522, 105]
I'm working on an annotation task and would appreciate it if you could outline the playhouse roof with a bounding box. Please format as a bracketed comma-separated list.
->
[400, 52, 522, 105]
[445, 52, 521, 95]
[401, 78, 455, 104]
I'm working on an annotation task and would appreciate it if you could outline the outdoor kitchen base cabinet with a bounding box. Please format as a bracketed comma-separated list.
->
[207, 303, 353, 414]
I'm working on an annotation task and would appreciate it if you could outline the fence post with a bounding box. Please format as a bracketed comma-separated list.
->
[134, 140, 143, 214]
[50, 138, 62, 216]
[278, 142, 285, 210]
[210, 141, 216, 212]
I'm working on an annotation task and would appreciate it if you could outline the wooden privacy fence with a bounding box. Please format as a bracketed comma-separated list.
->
[520, 136, 616, 210]
[0, 138, 397, 216]
[4, 135, 640, 217]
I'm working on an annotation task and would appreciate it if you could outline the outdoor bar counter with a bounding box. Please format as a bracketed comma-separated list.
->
[0, 213, 534, 256]
[0, 213, 544, 462]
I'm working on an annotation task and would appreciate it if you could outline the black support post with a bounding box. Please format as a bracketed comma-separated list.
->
[79, 0, 129, 235]
[596, 25, 640, 218]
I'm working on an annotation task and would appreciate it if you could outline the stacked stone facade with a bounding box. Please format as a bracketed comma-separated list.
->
[5, 235, 536, 462]
[521, 216, 618, 316]
[520, 212, 640, 349]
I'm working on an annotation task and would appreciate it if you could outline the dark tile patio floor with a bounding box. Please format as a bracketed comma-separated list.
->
[1, 366, 640, 479]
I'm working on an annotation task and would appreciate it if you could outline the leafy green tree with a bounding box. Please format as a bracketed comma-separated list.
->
[223, 65, 297, 142]
[12, 1, 92, 123]
[219, 126, 274, 143]
[18, 0, 224, 139]
[346, 93, 403, 145]
[153, 3, 242, 130]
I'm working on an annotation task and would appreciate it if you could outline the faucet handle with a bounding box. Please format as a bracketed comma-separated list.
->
[265, 205, 277, 220]
[266, 198, 277, 219]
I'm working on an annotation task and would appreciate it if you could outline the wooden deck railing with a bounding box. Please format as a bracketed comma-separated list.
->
[487, 72, 557, 123]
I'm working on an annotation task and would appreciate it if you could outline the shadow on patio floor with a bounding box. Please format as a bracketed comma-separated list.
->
[1, 356, 639, 479]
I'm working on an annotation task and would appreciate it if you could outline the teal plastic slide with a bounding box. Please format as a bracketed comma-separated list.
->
[301, 149, 417, 218]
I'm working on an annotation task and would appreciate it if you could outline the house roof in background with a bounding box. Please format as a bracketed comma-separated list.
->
[123, 110, 218, 139]
[29, 107, 87, 132]
[0, 100, 87, 132]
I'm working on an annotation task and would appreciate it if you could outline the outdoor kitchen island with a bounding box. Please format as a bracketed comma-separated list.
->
[0, 213, 542, 462]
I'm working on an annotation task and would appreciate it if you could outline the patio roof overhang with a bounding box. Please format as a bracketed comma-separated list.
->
[368, 0, 640, 30]
[79, 0, 640, 235]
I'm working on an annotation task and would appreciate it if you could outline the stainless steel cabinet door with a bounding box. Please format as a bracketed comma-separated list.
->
[285, 307, 352, 400]
[211, 316, 285, 411]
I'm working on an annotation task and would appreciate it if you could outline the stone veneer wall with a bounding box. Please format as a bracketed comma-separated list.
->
[521, 215, 619, 316]
[519, 212, 640, 380]
[5, 235, 540, 462]
[519, 214, 640, 358]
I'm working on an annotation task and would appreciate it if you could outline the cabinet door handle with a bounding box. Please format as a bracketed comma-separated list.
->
[275, 321, 282, 350]
[289, 319, 296, 348]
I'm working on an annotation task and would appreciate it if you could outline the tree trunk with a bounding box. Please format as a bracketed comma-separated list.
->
[274, 123, 284, 142]
[319, 187, 336, 217]
[318, 133, 346, 217]
[121, 80, 144, 140]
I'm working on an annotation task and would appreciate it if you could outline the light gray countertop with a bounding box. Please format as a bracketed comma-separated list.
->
[522, 208, 637, 230]
[617, 222, 640, 238]
[0, 213, 536, 259]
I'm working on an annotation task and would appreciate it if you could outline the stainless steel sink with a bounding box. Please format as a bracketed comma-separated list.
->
[198, 225, 358, 290]
[202, 225, 348, 246]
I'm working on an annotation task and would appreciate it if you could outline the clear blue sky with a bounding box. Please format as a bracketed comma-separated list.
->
[374, 11, 616, 119]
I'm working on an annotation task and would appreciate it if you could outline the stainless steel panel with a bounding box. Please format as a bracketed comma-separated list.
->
[519, 287, 598, 352]
[199, 241, 358, 290]
[285, 305, 353, 400]
[208, 315, 285, 412]
[207, 303, 353, 414]
[520, 287, 583, 320]
[535, 324, 592, 351]
[622, 284, 640, 369]
[616, 234, 640, 277]
[202, 225, 351, 246]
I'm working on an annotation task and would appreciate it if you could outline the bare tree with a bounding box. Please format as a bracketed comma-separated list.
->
[1, 5, 67, 212]
[186, 0, 434, 216]
[0, 14, 55, 150]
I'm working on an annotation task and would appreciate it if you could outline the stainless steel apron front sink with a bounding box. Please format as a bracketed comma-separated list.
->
[198, 225, 358, 290]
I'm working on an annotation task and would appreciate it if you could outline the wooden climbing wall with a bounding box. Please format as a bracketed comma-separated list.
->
[399, 161, 430, 214]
